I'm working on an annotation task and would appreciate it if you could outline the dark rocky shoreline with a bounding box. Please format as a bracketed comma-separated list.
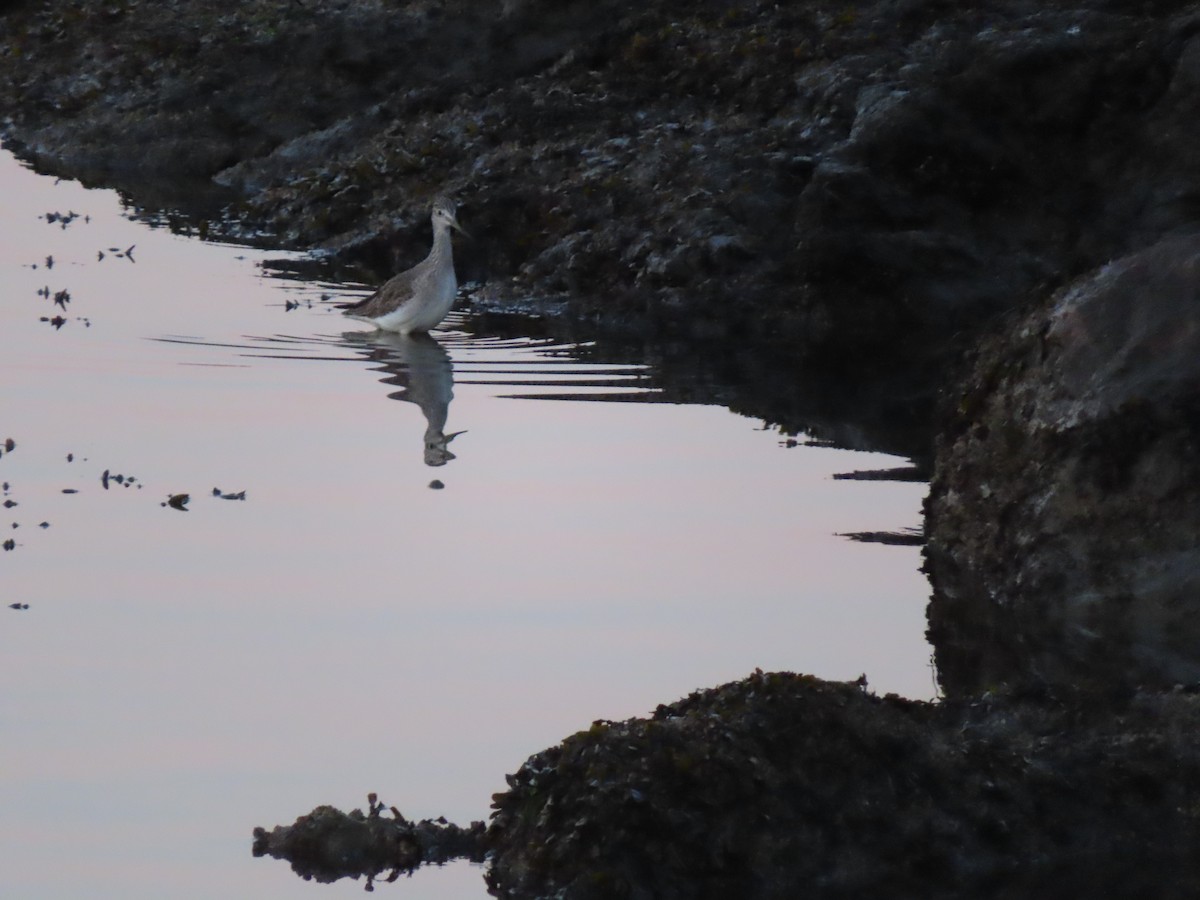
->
[5, 0, 1200, 895]
[10, 0, 1198, 420]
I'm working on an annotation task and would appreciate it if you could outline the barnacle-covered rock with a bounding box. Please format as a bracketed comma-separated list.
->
[926, 234, 1200, 698]
[484, 671, 1200, 898]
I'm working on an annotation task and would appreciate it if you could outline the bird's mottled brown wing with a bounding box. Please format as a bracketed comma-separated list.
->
[340, 265, 423, 319]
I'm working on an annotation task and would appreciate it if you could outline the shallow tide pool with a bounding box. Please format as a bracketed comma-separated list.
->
[0, 149, 932, 899]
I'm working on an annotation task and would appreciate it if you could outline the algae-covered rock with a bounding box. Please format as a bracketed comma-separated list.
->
[926, 234, 1200, 697]
[482, 671, 1200, 898]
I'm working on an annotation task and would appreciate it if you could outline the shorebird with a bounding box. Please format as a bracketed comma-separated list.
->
[341, 197, 468, 333]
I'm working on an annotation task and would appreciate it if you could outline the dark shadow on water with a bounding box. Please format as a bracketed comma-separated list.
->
[839, 528, 925, 546]
[832, 466, 927, 482]
[454, 309, 937, 467]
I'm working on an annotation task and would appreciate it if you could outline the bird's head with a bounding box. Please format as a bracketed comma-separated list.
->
[431, 196, 469, 238]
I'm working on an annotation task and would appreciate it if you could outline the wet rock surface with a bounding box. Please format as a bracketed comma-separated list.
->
[926, 234, 1200, 698]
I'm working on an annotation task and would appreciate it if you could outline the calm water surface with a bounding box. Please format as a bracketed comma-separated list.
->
[0, 149, 932, 899]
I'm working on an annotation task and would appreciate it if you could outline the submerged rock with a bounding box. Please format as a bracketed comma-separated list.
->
[926, 234, 1200, 697]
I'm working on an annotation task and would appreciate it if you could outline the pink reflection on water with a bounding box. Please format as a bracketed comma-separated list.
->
[0, 150, 932, 899]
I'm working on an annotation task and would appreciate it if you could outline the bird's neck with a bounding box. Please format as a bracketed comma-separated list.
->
[430, 224, 454, 259]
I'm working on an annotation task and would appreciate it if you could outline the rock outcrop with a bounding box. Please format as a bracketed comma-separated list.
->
[926, 234, 1200, 697]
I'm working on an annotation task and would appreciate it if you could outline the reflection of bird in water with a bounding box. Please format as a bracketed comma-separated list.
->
[339, 197, 468, 334]
[345, 330, 465, 466]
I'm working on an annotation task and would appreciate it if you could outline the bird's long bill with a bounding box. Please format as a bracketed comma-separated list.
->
[450, 218, 472, 239]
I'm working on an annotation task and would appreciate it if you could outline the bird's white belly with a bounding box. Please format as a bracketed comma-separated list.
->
[373, 274, 457, 334]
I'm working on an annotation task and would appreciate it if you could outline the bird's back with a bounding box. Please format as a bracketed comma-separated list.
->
[341, 259, 428, 321]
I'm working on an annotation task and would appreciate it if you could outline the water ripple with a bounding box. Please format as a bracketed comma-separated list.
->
[151, 326, 661, 401]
